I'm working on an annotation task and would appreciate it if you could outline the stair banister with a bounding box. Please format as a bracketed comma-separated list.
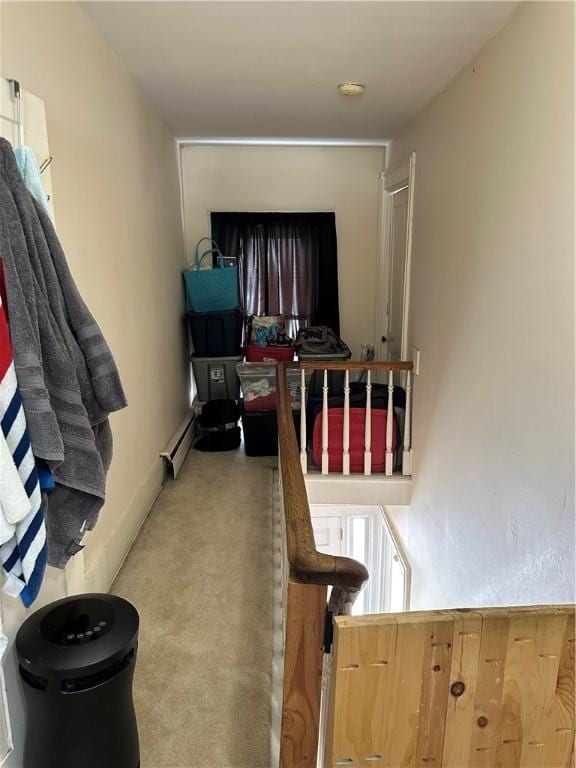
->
[276, 363, 368, 768]
[276, 359, 414, 768]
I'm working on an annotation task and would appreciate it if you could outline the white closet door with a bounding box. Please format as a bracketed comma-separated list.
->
[375, 153, 416, 363]
[387, 186, 409, 361]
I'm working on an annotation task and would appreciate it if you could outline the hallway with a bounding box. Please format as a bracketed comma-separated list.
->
[111, 449, 276, 768]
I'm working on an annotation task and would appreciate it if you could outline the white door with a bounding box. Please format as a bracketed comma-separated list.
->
[311, 516, 342, 557]
[386, 186, 409, 360]
[375, 153, 415, 362]
[310, 504, 412, 616]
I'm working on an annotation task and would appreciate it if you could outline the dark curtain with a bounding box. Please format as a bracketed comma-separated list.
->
[211, 212, 339, 337]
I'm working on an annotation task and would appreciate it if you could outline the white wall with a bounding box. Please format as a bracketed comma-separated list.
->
[180, 145, 384, 357]
[387, 2, 574, 610]
[1, 1, 189, 596]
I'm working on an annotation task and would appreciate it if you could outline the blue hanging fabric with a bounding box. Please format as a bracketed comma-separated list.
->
[14, 145, 53, 221]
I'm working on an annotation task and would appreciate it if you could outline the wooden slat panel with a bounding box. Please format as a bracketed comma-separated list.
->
[327, 622, 398, 766]
[325, 606, 576, 768]
[386, 620, 433, 767]
[327, 618, 433, 767]
[415, 620, 454, 766]
[493, 614, 534, 768]
[519, 614, 575, 768]
[556, 619, 576, 766]
[469, 616, 511, 767]
[519, 614, 567, 768]
[443, 613, 483, 767]
[280, 580, 327, 768]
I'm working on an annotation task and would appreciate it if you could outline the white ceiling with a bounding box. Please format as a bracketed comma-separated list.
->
[83, 1, 519, 141]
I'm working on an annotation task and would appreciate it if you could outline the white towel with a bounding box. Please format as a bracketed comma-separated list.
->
[0, 432, 30, 544]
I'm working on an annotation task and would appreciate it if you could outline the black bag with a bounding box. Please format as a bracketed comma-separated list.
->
[198, 399, 240, 430]
[295, 326, 351, 359]
[195, 399, 241, 452]
[194, 428, 241, 452]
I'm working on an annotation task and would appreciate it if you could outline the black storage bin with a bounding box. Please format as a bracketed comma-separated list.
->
[307, 368, 349, 398]
[240, 400, 300, 457]
[187, 308, 243, 357]
[16, 593, 140, 768]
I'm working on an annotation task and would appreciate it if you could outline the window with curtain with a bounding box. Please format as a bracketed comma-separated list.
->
[211, 212, 340, 338]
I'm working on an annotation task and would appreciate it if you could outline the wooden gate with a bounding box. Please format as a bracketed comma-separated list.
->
[325, 606, 575, 768]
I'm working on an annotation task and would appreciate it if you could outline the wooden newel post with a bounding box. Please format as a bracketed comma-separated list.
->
[280, 580, 327, 768]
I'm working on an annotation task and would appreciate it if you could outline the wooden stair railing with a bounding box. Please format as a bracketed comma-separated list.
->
[290, 360, 414, 477]
[276, 363, 369, 768]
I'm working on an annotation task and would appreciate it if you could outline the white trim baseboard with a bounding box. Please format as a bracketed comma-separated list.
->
[84, 460, 164, 594]
[305, 474, 412, 507]
[160, 413, 196, 480]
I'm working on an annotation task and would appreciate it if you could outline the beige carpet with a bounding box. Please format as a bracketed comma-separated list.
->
[112, 448, 276, 768]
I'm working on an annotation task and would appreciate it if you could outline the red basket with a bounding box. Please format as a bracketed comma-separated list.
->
[245, 345, 295, 363]
[244, 393, 278, 411]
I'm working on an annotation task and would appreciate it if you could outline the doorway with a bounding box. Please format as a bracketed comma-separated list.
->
[310, 504, 411, 615]
[375, 153, 416, 362]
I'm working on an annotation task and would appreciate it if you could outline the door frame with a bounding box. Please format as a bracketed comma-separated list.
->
[375, 152, 416, 361]
[310, 504, 411, 615]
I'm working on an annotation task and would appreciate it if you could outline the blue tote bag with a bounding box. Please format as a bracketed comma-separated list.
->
[183, 237, 239, 312]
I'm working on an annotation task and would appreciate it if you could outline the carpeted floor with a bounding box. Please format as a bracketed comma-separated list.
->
[111, 448, 276, 768]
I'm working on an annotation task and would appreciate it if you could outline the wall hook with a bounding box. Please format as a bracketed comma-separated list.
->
[39, 156, 53, 174]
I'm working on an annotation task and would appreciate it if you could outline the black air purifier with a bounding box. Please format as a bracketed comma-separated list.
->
[16, 593, 140, 768]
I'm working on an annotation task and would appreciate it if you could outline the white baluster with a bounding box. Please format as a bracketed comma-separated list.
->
[322, 369, 329, 475]
[300, 368, 307, 475]
[385, 369, 394, 476]
[402, 370, 413, 476]
[343, 369, 350, 476]
[364, 370, 372, 476]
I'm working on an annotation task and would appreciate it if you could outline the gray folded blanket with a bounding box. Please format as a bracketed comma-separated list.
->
[0, 138, 127, 567]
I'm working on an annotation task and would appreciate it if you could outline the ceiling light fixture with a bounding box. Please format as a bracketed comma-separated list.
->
[338, 82, 366, 97]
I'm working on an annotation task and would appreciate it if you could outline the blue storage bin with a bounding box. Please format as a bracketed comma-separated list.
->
[187, 309, 244, 357]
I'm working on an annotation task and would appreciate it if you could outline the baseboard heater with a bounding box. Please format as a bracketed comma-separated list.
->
[160, 413, 197, 479]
